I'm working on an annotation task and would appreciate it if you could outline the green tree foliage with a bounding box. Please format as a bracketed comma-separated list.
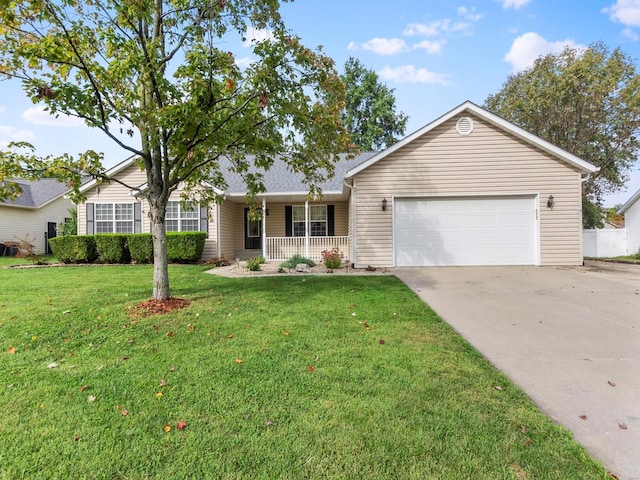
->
[484, 43, 640, 228]
[0, 0, 353, 299]
[340, 57, 408, 150]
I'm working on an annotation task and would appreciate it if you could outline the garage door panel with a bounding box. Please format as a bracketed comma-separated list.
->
[394, 197, 536, 266]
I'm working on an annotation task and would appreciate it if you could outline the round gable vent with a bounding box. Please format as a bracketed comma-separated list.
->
[456, 116, 474, 136]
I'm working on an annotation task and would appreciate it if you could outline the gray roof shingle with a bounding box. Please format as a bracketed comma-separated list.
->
[221, 152, 378, 195]
[1, 178, 70, 208]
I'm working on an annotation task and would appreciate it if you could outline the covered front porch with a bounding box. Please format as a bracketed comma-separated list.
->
[218, 194, 351, 263]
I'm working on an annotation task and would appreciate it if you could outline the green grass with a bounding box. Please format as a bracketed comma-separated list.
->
[0, 264, 608, 479]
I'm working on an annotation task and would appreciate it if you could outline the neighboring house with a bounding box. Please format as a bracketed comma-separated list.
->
[76, 101, 598, 267]
[0, 178, 74, 254]
[618, 188, 640, 255]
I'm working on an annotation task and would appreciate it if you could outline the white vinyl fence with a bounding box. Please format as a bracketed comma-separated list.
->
[583, 229, 627, 258]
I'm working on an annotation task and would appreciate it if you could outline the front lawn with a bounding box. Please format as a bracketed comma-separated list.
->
[0, 265, 608, 479]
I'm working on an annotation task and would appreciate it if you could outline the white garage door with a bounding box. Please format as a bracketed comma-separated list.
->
[394, 196, 537, 266]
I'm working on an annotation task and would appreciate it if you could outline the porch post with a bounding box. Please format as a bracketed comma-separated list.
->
[305, 200, 309, 258]
[262, 198, 267, 260]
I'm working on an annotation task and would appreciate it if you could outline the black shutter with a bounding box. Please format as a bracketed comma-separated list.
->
[285, 206, 292, 237]
[200, 206, 208, 235]
[86, 203, 94, 234]
[327, 205, 335, 236]
[134, 203, 142, 233]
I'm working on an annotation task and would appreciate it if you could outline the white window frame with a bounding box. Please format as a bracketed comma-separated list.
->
[166, 201, 200, 232]
[292, 204, 327, 237]
[95, 203, 134, 234]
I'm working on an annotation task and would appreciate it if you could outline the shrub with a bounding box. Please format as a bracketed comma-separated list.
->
[48, 235, 97, 263]
[95, 234, 130, 263]
[246, 256, 263, 271]
[203, 256, 231, 267]
[279, 253, 315, 269]
[127, 234, 154, 264]
[321, 247, 343, 271]
[166, 232, 206, 263]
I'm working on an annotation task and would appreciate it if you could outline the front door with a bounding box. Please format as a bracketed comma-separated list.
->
[46, 222, 57, 254]
[244, 207, 262, 250]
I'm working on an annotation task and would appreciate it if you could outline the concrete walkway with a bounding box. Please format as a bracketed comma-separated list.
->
[394, 262, 640, 480]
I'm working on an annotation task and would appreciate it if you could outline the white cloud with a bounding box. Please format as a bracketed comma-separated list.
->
[22, 105, 85, 127]
[504, 32, 584, 71]
[378, 65, 449, 85]
[235, 56, 255, 69]
[603, 0, 640, 26]
[347, 41, 358, 51]
[242, 28, 275, 47]
[0, 125, 36, 149]
[361, 37, 409, 55]
[622, 27, 640, 40]
[501, 0, 532, 9]
[413, 40, 444, 54]
[404, 22, 441, 37]
[458, 6, 483, 22]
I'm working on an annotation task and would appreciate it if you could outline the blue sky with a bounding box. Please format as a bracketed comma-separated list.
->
[1, 0, 640, 206]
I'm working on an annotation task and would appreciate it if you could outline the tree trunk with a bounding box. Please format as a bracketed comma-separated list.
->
[149, 200, 170, 300]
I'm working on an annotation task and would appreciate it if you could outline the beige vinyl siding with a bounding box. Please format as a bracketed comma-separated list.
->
[79, 165, 146, 235]
[219, 201, 238, 259]
[264, 202, 348, 237]
[0, 197, 74, 254]
[352, 113, 584, 267]
[79, 164, 217, 258]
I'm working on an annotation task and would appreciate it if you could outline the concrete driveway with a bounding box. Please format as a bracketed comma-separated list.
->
[394, 261, 640, 480]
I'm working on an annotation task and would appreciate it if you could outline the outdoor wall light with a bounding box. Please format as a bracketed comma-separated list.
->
[547, 195, 554, 208]
[381, 198, 387, 211]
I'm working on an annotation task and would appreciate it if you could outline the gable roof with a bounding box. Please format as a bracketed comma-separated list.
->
[345, 100, 598, 179]
[80, 152, 377, 197]
[1, 178, 71, 209]
[618, 188, 640, 214]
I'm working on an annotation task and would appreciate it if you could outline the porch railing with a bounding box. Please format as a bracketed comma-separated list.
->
[265, 236, 350, 262]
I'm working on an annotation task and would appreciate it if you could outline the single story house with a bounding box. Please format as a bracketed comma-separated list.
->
[76, 101, 597, 267]
[618, 188, 640, 255]
[0, 178, 74, 254]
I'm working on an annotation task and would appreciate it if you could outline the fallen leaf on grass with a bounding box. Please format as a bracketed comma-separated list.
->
[579, 415, 588, 420]
[283, 330, 289, 336]
[159, 379, 168, 387]
[494, 386, 503, 391]
[87, 395, 96, 403]
[74, 435, 80, 441]
[79, 384, 90, 392]
[121, 409, 128, 416]
[170, 366, 176, 372]
[227, 334, 234, 339]
[235, 358, 243, 364]
[155, 392, 163, 398]
[307, 365, 314, 372]
[266, 420, 274, 427]
[166, 331, 175, 337]
[47, 362, 59, 369]
[8, 347, 16, 354]
[608, 381, 616, 387]
[164, 425, 171, 432]
[618, 423, 628, 430]
[188, 324, 195, 332]
[177, 421, 187, 430]
[379, 339, 385, 345]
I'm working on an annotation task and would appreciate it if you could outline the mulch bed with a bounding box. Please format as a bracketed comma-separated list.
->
[129, 297, 190, 317]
